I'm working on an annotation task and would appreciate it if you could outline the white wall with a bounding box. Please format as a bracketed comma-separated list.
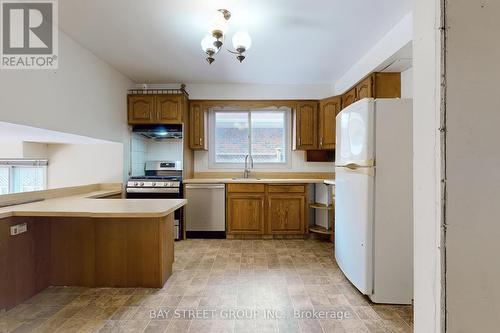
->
[0, 30, 132, 184]
[132, 83, 333, 100]
[413, 0, 443, 332]
[0, 142, 48, 159]
[46, 144, 123, 189]
[401, 67, 414, 98]
[186, 83, 333, 100]
[22, 142, 49, 159]
[194, 150, 333, 173]
[445, 1, 500, 331]
[334, 13, 413, 94]
[0, 142, 24, 158]
[0, 31, 131, 143]
[130, 133, 184, 176]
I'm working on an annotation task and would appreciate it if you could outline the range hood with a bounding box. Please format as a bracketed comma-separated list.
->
[132, 124, 183, 140]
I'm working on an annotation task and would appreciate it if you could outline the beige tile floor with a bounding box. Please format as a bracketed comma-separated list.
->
[0, 239, 413, 333]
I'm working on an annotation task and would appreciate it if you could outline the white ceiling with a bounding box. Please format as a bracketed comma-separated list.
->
[59, 0, 411, 85]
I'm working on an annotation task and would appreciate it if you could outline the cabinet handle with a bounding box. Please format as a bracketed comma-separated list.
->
[320, 138, 323, 147]
[298, 138, 301, 146]
[199, 138, 202, 145]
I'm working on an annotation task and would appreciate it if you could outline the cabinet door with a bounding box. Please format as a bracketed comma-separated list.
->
[373, 73, 401, 98]
[356, 76, 373, 101]
[189, 102, 207, 150]
[341, 88, 357, 109]
[319, 96, 341, 150]
[295, 101, 318, 150]
[156, 95, 183, 123]
[128, 95, 155, 124]
[227, 194, 265, 234]
[268, 194, 305, 234]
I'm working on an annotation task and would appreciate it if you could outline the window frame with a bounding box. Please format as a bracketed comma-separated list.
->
[0, 160, 48, 195]
[208, 108, 292, 170]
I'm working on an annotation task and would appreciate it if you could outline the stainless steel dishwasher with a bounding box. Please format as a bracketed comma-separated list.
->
[185, 183, 226, 238]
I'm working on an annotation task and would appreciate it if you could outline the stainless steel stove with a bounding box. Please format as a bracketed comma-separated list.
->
[126, 161, 183, 239]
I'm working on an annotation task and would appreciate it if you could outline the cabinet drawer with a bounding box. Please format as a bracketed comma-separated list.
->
[268, 185, 306, 193]
[227, 184, 266, 193]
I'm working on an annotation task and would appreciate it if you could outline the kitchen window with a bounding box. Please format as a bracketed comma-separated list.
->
[0, 160, 48, 195]
[209, 109, 291, 168]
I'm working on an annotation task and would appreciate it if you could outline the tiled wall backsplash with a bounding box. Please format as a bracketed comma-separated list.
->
[131, 134, 183, 176]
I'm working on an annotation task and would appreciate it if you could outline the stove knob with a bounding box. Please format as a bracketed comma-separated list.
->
[140, 182, 144, 187]
[134, 182, 139, 187]
[152, 182, 156, 187]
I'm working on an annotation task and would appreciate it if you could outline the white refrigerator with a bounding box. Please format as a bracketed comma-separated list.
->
[335, 98, 413, 304]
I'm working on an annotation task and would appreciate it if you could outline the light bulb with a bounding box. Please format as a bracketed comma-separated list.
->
[201, 34, 216, 53]
[210, 10, 229, 37]
[232, 31, 252, 51]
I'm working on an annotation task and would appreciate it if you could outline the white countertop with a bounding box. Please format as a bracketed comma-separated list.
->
[0, 187, 186, 219]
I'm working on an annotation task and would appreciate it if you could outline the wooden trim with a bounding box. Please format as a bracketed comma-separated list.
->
[227, 184, 266, 193]
[268, 185, 306, 193]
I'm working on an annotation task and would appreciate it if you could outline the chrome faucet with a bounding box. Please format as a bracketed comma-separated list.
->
[244, 154, 254, 179]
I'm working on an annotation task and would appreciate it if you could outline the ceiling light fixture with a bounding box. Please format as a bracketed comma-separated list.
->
[201, 9, 252, 65]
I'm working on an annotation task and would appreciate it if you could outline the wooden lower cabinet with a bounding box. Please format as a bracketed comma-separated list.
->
[226, 194, 265, 234]
[226, 184, 307, 236]
[268, 194, 305, 234]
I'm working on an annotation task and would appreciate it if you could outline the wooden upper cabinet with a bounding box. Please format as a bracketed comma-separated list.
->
[338, 72, 402, 111]
[189, 102, 207, 150]
[268, 194, 305, 234]
[319, 96, 341, 150]
[372, 73, 401, 98]
[356, 76, 373, 101]
[128, 94, 186, 125]
[128, 95, 155, 124]
[227, 194, 265, 234]
[341, 88, 357, 109]
[294, 101, 318, 150]
[156, 95, 183, 123]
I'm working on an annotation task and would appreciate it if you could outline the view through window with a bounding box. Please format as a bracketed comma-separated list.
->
[0, 161, 47, 195]
[213, 110, 287, 165]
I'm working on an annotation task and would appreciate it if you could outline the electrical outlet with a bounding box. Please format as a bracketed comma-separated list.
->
[10, 223, 27, 236]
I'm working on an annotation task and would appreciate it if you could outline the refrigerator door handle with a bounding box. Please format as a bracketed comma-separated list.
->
[345, 163, 361, 170]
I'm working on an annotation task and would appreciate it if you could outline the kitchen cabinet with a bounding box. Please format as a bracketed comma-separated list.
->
[268, 185, 306, 234]
[318, 96, 341, 150]
[226, 184, 307, 236]
[341, 88, 357, 109]
[371, 72, 401, 99]
[156, 95, 183, 123]
[189, 102, 208, 150]
[128, 95, 155, 124]
[356, 76, 373, 100]
[294, 101, 319, 150]
[227, 191, 265, 235]
[340, 73, 401, 110]
[128, 94, 186, 125]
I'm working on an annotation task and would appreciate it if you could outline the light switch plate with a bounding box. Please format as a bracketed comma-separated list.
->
[10, 223, 27, 236]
